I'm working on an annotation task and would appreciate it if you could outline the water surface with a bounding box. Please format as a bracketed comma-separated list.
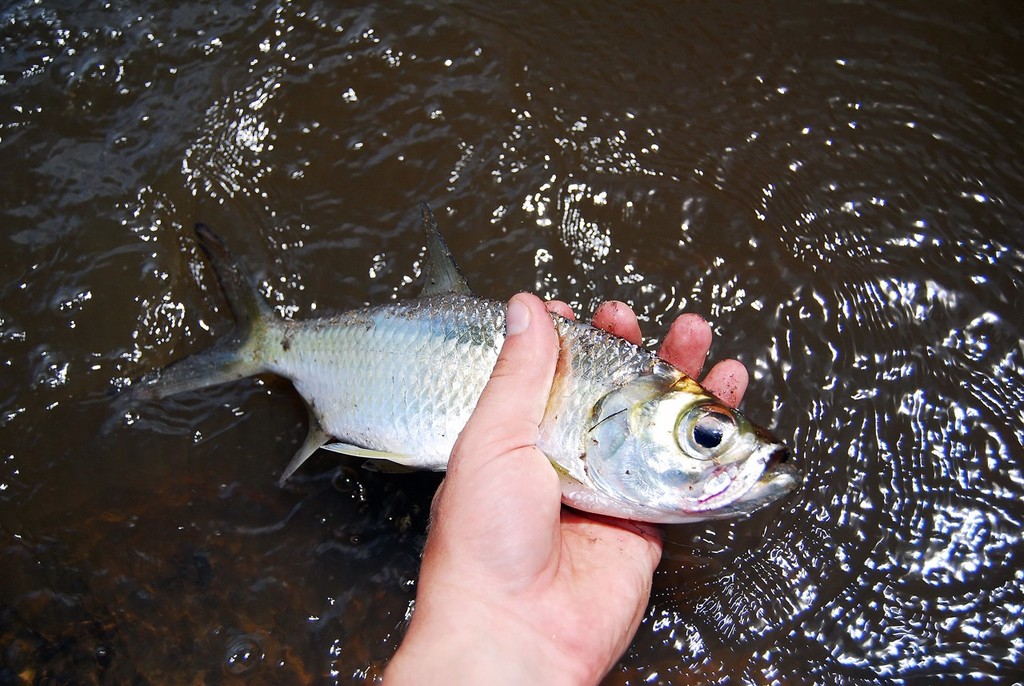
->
[2, 1, 1022, 683]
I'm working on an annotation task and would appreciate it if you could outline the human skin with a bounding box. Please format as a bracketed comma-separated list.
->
[384, 294, 749, 685]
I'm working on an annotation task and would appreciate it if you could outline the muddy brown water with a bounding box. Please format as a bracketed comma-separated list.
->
[2, 1, 1022, 684]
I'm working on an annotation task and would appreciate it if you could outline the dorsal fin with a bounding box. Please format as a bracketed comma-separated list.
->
[418, 203, 471, 297]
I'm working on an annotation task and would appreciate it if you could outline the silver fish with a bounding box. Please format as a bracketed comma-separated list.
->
[134, 207, 798, 523]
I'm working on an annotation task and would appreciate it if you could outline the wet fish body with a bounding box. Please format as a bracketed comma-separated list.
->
[135, 209, 797, 523]
[274, 294, 658, 474]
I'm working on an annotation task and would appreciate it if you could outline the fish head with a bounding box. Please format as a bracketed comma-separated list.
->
[575, 369, 798, 523]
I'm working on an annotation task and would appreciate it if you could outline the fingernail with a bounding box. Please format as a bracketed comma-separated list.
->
[506, 296, 530, 336]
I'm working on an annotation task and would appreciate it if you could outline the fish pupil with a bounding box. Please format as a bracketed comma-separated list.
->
[693, 417, 725, 449]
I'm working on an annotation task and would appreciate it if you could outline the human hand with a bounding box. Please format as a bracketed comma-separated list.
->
[549, 299, 749, 408]
[384, 295, 749, 685]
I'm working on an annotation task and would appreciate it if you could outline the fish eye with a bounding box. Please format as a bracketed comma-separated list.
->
[677, 404, 738, 459]
[694, 413, 727, 448]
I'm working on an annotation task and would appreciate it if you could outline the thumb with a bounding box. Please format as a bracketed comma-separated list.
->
[429, 292, 563, 572]
[449, 292, 560, 474]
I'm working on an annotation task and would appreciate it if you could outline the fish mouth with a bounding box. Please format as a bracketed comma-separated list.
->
[559, 445, 797, 524]
[695, 446, 798, 515]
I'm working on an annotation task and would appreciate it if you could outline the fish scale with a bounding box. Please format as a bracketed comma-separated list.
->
[273, 295, 505, 469]
[267, 293, 662, 479]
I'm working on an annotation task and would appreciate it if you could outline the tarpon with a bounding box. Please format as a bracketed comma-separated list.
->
[133, 207, 798, 523]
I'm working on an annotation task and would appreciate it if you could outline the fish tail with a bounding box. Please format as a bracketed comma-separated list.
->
[132, 224, 278, 400]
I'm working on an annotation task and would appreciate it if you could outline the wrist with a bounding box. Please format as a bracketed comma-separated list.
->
[385, 599, 596, 686]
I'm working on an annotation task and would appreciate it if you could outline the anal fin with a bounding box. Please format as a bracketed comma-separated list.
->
[278, 408, 330, 485]
[321, 441, 417, 466]
[360, 459, 418, 474]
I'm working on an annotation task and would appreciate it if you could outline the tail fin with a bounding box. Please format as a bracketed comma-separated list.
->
[132, 224, 277, 400]
[193, 223, 276, 337]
